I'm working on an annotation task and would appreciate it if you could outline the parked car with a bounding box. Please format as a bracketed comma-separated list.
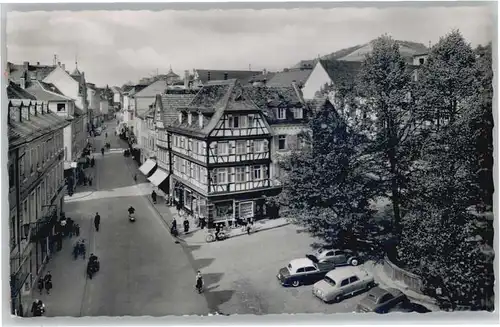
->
[356, 286, 408, 313]
[390, 301, 432, 313]
[312, 266, 375, 303]
[307, 248, 360, 266]
[277, 257, 336, 287]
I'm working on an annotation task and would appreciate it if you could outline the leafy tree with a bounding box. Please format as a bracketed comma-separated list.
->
[413, 29, 477, 129]
[353, 35, 416, 238]
[467, 43, 494, 209]
[279, 98, 376, 249]
[398, 32, 494, 311]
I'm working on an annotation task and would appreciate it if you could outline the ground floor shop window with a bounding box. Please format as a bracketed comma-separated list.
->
[239, 201, 254, 220]
[199, 199, 208, 218]
[184, 190, 193, 210]
[214, 201, 233, 221]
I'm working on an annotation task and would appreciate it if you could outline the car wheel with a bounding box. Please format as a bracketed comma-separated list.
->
[350, 258, 359, 266]
[334, 295, 342, 303]
[291, 280, 300, 287]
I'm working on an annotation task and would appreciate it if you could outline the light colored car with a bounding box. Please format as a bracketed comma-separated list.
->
[277, 257, 336, 287]
[308, 248, 360, 266]
[312, 266, 375, 303]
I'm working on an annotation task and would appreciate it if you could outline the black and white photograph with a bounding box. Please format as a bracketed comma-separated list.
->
[4, 2, 497, 321]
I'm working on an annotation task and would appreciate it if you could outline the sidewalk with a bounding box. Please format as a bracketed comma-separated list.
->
[125, 160, 290, 246]
[23, 212, 95, 317]
[363, 260, 440, 311]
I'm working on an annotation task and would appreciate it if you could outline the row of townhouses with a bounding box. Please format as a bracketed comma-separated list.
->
[6, 60, 113, 316]
[112, 51, 429, 226]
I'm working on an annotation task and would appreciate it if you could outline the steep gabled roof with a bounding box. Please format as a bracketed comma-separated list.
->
[171, 79, 263, 136]
[266, 69, 312, 87]
[243, 85, 305, 120]
[25, 80, 72, 102]
[7, 62, 56, 84]
[318, 59, 362, 86]
[160, 90, 198, 127]
[194, 69, 262, 84]
[7, 81, 37, 100]
[248, 72, 277, 83]
[134, 79, 167, 98]
[8, 99, 71, 148]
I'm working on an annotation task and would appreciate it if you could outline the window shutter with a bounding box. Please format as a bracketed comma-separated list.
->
[274, 136, 279, 151]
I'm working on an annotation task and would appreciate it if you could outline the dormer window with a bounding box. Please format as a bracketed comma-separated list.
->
[293, 107, 303, 119]
[199, 113, 204, 128]
[188, 112, 192, 126]
[277, 108, 286, 120]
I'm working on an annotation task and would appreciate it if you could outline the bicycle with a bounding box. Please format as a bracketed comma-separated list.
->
[205, 229, 228, 243]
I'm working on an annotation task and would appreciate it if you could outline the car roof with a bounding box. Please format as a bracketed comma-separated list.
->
[368, 286, 403, 299]
[325, 266, 364, 280]
[289, 258, 314, 269]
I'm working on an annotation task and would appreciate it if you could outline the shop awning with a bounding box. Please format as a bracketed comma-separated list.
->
[148, 168, 169, 187]
[139, 159, 157, 175]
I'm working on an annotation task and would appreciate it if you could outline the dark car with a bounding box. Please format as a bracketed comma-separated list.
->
[356, 286, 408, 313]
[277, 256, 336, 287]
[390, 301, 432, 313]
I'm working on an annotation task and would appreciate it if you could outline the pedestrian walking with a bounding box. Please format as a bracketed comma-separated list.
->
[195, 271, 204, 293]
[183, 217, 190, 233]
[151, 190, 157, 204]
[37, 278, 44, 295]
[90, 157, 95, 168]
[31, 300, 43, 317]
[94, 213, 101, 232]
[101, 147, 104, 156]
[44, 272, 52, 294]
[88, 176, 93, 186]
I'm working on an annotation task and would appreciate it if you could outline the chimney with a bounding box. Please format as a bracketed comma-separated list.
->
[262, 68, 267, 75]
[23, 61, 29, 71]
[20, 76, 26, 89]
[184, 70, 190, 89]
[57, 61, 61, 66]
[62, 63, 65, 70]
[36, 61, 40, 66]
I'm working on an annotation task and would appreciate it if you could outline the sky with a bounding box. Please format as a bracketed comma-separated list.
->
[6, 5, 494, 87]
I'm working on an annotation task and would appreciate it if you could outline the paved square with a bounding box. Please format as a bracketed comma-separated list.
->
[185, 224, 369, 314]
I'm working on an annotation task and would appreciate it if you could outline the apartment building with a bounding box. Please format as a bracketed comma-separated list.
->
[8, 82, 69, 315]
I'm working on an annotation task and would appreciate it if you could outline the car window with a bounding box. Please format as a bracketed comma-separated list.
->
[296, 268, 305, 273]
[349, 276, 359, 283]
[335, 250, 345, 255]
[325, 251, 334, 257]
[304, 266, 317, 272]
[340, 278, 350, 287]
[380, 294, 394, 303]
[324, 276, 336, 286]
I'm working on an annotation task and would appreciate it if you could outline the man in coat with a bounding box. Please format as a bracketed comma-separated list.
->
[94, 213, 101, 232]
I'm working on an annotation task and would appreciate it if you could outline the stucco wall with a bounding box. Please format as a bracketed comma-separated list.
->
[43, 67, 79, 101]
[301, 62, 332, 100]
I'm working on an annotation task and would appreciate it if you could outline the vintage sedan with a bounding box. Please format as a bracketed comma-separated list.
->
[356, 286, 409, 313]
[277, 257, 336, 287]
[307, 248, 360, 266]
[312, 266, 375, 303]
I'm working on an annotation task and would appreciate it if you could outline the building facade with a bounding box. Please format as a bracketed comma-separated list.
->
[164, 79, 308, 225]
[8, 83, 69, 316]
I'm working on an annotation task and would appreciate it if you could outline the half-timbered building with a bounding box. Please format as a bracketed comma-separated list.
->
[153, 90, 198, 195]
[166, 79, 309, 226]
